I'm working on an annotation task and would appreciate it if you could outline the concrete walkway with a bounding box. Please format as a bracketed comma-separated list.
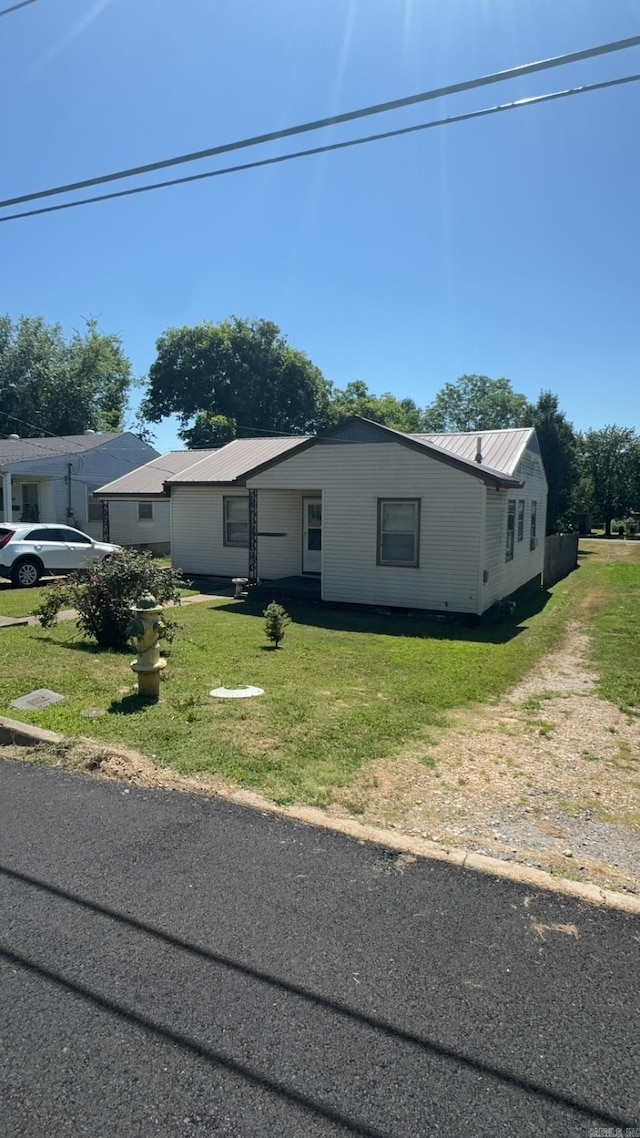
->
[0, 589, 235, 629]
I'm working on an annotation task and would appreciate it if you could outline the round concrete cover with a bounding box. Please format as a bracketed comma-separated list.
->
[209, 685, 264, 699]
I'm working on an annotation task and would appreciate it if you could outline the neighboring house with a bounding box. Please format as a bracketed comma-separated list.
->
[0, 432, 158, 543]
[95, 450, 217, 555]
[165, 417, 548, 617]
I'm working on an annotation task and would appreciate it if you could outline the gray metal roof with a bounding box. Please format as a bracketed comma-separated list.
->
[166, 436, 309, 486]
[409, 428, 533, 477]
[0, 432, 122, 468]
[96, 450, 218, 498]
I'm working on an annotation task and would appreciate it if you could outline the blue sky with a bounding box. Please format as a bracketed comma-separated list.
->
[1, 0, 638, 452]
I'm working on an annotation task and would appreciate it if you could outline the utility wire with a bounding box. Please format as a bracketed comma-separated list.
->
[2, 33, 640, 211]
[0, 0, 41, 17]
[2, 72, 638, 224]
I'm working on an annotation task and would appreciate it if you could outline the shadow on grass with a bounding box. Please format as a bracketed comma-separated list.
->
[108, 693, 155, 715]
[207, 589, 554, 645]
[36, 636, 132, 655]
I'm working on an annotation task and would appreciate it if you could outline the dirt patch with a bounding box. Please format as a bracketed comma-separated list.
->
[332, 614, 640, 895]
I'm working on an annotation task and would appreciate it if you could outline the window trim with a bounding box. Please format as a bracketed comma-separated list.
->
[506, 500, 516, 562]
[517, 499, 525, 542]
[376, 498, 420, 568]
[87, 486, 103, 524]
[530, 500, 538, 551]
[138, 501, 153, 522]
[223, 495, 249, 548]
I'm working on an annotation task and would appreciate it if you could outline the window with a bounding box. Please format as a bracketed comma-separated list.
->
[223, 496, 249, 547]
[517, 500, 525, 542]
[26, 528, 64, 542]
[138, 502, 153, 521]
[530, 501, 538, 550]
[506, 501, 516, 561]
[87, 488, 103, 523]
[377, 499, 420, 567]
[62, 527, 91, 543]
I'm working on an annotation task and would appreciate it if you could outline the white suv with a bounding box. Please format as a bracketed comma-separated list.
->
[0, 523, 121, 587]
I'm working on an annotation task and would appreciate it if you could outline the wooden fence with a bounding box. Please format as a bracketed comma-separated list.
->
[544, 532, 579, 588]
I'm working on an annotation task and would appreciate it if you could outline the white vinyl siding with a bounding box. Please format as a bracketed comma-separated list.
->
[92, 500, 171, 549]
[249, 443, 484, 613]
[481, 438, 547, 610]
[170, 487, 303, 579]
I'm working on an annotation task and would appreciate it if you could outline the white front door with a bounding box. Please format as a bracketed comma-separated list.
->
[302, 497, 322, 574]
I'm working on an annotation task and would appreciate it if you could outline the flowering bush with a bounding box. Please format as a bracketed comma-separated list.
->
[34, 549, 186, 649]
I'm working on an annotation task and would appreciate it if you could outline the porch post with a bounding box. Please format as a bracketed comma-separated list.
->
[248, 489, 258, 584]
[2, 472, 12, 523]
[102, 500, 110, 542]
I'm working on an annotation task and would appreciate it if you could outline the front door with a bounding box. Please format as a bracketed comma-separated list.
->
[302, 497, 322, 574]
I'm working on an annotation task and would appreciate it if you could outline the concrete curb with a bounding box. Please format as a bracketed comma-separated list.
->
[1, 714, 639, 915]
[0, 714, 64, 747]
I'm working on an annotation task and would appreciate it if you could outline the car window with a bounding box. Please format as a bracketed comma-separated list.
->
[25, 528, 64, 542]
[62, 528, 92, 544]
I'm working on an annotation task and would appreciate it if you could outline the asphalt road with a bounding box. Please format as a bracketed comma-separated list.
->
[1, 756, 638, 1138]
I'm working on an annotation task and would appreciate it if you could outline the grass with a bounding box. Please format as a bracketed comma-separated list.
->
[0, 575, 203, 620]
[0, 562, 579, 804]
[585, 545, 640, 712]
[2, 541, 638, 807]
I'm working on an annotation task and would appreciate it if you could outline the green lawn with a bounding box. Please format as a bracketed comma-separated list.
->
[587, 549, 640, 713]
[0, 576, 204, 620]
[0, 582, 52, 618]
[0, 564, 583, 804]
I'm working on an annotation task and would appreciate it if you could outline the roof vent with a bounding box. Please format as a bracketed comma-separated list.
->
[475, 436, 483, 463]
[7, 433, 19, 440]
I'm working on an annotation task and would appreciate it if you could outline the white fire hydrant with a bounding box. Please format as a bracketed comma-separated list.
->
[128, 591, 167, 700]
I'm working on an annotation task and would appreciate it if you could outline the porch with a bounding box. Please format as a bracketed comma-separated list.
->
[0, 473, 54, 525]
[249, 574, 322, 605]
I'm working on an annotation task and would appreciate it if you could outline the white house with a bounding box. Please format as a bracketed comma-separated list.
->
[0, 432, 158, 543]
[95, 449, 217, 555]
[165, 417, 548, 617]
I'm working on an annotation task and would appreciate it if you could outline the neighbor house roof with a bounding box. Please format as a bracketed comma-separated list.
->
[96, 450, 217, 499]
[0, 432, 122, 469]
[165, 436, 310, 487]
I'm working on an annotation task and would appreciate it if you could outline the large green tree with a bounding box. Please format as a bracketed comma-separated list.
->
[575, 425, 640, 536]
[0, 315, 132, 437]
[327, 380, 423, 432]
[527, 390, 578, 534]
[141, 316, 331, 446]
[422, 374, 530, 432]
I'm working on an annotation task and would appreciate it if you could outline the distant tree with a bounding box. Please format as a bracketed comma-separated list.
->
[327, 380, 423, 432]
[140, 317, 331, 443]
[422, 374, 530, 432]
[575, 425, 640, 536]
[0, 315, 132, 437]
[527, 391, 578, 534]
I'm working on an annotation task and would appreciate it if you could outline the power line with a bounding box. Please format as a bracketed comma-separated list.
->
[0, 0, 42, 17]
[2, 72, 638, 224]
[2, 33, 640, 211]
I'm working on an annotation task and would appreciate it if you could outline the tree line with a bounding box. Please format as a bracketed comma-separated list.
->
[1, 312, 638, 536]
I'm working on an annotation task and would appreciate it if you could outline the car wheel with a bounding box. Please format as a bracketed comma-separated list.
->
[11, 557, 42, 588]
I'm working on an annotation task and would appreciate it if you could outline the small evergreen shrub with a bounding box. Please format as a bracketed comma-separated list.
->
[263, 601, 291, 648]
[34, 549, 185, 649]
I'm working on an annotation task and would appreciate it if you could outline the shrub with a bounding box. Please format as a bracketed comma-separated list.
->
[263, 601, 291, 648]
[34, 549, 186, 649]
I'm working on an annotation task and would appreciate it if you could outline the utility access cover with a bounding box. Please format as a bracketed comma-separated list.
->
[210, 686, 264, 699]
[11, 688, 64, 711]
